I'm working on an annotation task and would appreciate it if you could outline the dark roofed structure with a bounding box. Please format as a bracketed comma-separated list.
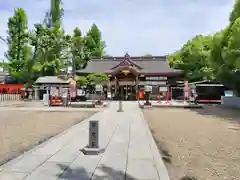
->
[76, 55, 181, 75]
[35, 76, 70, 84]
[76, 53, 183, 101]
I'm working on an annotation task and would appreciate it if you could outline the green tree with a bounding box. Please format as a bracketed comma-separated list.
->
[81, 35, 95, 68]
[4, 8, 31, 83]
[230, 0, 240, 24]
[208, 0, 240, 94]
[168, 35, 214, 82]
[81, 24, 105, 68]
[44, 0, 63, 29]
[86, 73, 109, 85]
[71, 27, 83, 75]
[76, 76, 87, 86]
[86, 73, 109, 104]
[84, 23, 105, 58]
[222, 18, 240, 69]
[87, 23, 105, 56]
[216, 18, 240, 93]
[31, 24, 71, 76]
[30, 0, 71, 77]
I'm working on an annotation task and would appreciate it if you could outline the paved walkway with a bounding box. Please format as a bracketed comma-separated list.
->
[0, 101, 169, 180]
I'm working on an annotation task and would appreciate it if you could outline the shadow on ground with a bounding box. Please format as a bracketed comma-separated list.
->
[190, 104, 240, 124]
[57, 163, 137, 180]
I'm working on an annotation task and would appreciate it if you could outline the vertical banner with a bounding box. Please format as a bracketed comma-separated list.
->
[70, 84, 76, 98]
[184, 81, 189, 101]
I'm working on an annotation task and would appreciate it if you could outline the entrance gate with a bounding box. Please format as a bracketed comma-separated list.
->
[116, 85, 136, 101]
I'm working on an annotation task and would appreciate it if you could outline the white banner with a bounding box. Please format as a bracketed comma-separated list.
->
[159, 86, 168, 92]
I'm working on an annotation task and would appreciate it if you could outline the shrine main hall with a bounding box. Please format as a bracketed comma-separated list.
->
[76, 54, 183, 100]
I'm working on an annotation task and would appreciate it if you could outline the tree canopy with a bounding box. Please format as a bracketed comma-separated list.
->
[0, 0, 106, 85]
[168, 0, 240, 94]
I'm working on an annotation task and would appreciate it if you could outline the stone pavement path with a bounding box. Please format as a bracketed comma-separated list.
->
[0, 101, 169, 180]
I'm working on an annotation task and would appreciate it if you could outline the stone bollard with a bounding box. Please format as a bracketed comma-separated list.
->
[117, 100, 123, 112]
[89, 121, 99, 148]
[81, 120, 101, 155]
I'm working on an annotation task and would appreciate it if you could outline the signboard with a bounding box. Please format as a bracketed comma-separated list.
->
[146, 76, 167, 81]
[159, 86, 168, 92]
[89, 121, 99, 148]
[118, 81, 135, 85]
[144, 85, 152, 92]
[139, 81, 166, 85]
[95, 84, 103, 92]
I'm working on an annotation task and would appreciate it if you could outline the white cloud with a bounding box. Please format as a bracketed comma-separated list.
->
[0, 0, 235, 59]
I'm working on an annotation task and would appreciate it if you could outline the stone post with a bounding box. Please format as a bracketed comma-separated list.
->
[89, 121, 99, 148]
[34, 87, 39, 100]
[81, 120, 101, 155]
[117, 100, 123, 112]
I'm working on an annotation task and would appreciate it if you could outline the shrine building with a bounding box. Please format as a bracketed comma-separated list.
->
[76, 53, 183, 100]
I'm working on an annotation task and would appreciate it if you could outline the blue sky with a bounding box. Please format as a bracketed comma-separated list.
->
[0, 0, 234, 59]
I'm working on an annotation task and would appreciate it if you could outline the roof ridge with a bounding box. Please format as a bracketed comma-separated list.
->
[89, 59, 167, 62]
[91, 56, 167, 61]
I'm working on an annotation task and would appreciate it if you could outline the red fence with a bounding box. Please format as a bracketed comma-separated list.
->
[0, 84, 24, 94]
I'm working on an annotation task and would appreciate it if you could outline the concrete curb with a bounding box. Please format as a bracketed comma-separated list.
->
[139, 111, 171, 180]
[138, 102, 203, 109]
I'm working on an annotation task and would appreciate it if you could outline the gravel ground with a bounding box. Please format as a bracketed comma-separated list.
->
[0, 110, 96, 166]
[143, 105, 240, 180]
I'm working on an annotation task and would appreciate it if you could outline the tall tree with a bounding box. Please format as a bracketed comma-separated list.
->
[44, 0, 63, 28]
[81, 23, 105, 68]
[30, 24, 71, 76]
[230, 0, 240, 25]
[5, 8, 31, 82]
[71, 27, 83, 76]
[30, 0, 70, 77]
[217, 18, 240, 93]
[208, 0, 240, 94]
[86, 23, 105, 57]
